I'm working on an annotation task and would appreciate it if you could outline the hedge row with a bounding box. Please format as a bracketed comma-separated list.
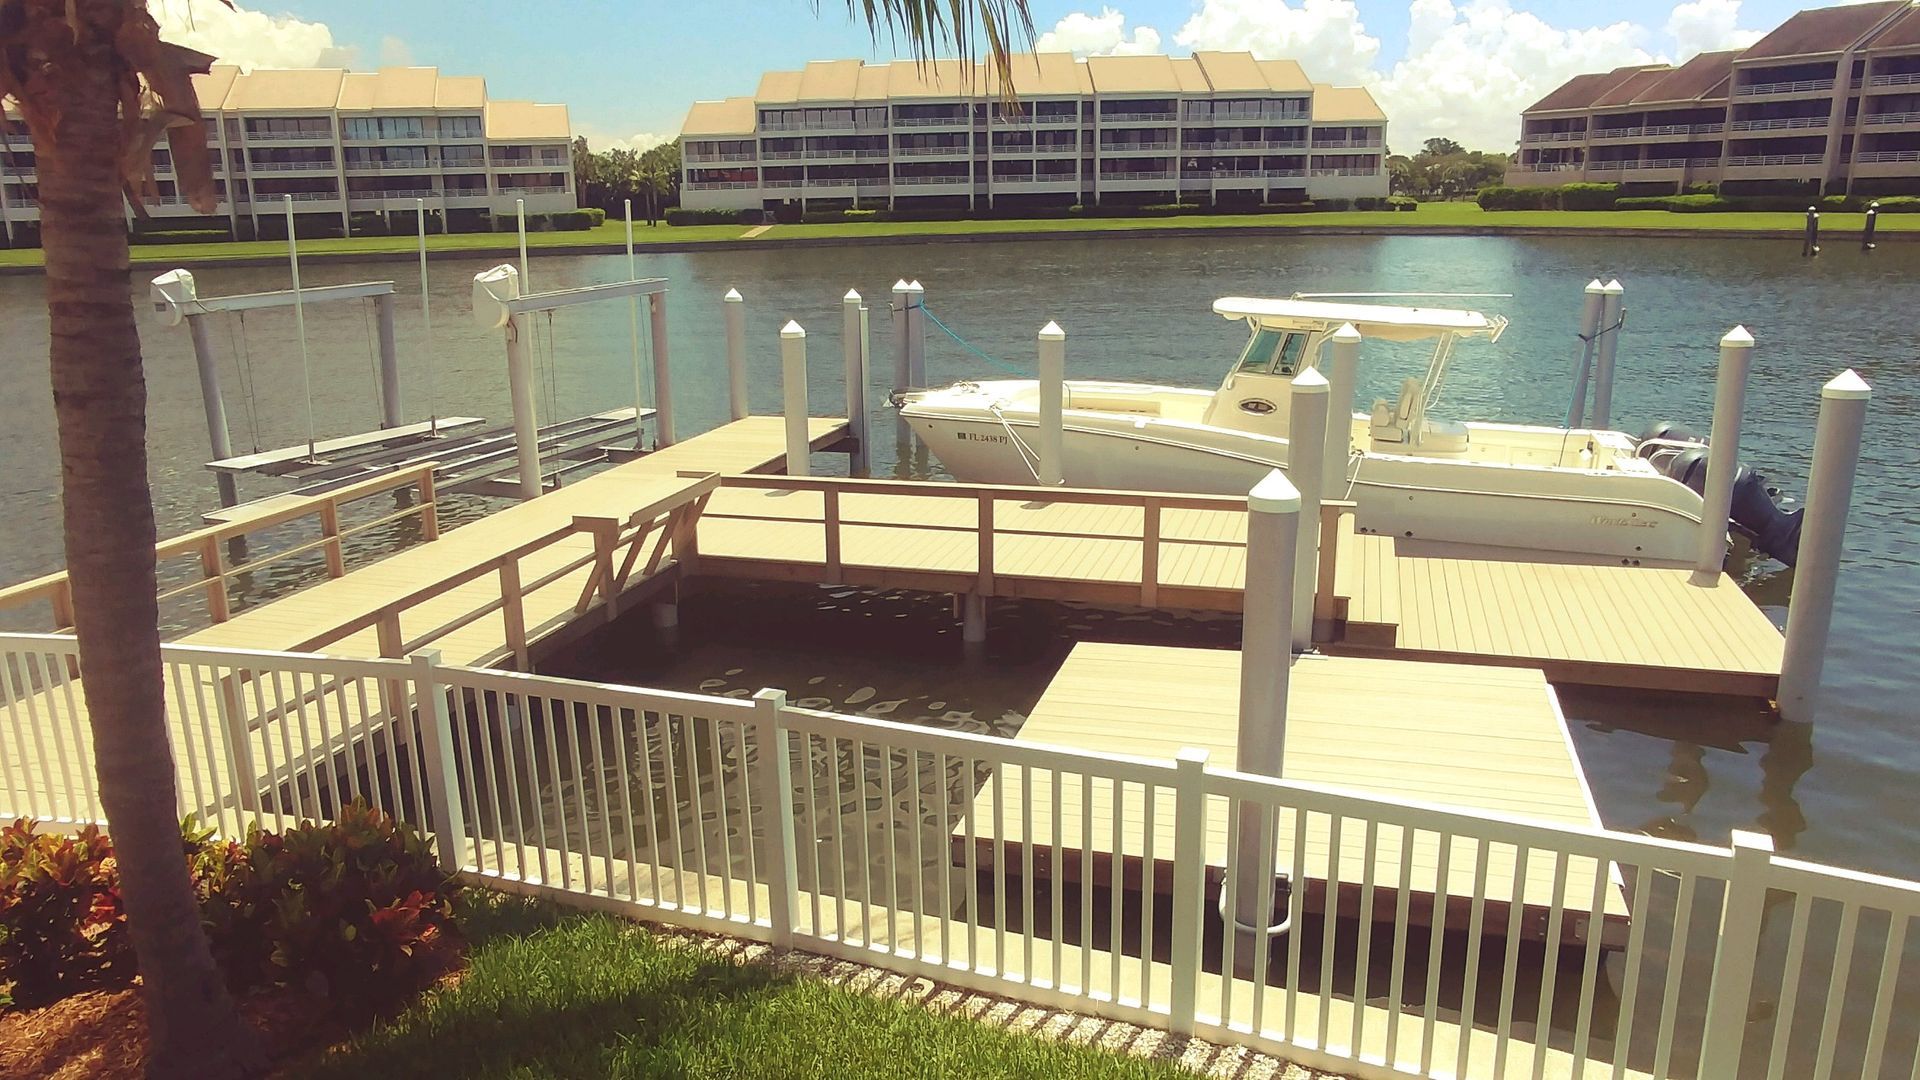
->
[489, 207, 605, 232]
[774, 198, 1418, 226]
[1481, 183, 1919, 214]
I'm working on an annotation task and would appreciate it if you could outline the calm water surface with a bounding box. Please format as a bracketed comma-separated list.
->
[0, 232, 1916, 881]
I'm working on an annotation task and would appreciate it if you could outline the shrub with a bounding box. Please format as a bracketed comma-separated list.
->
[1477, 185, 1553, 210]
[1315, 198, 1353, 212]
[666, 207, 750, 226]
[1257, 200, 1318, 214]
[1558, 182, 1621, 210]
[548, 209, 599, 231]
[1387, 195, 1419, 212]
[1871, 195, 1920, 213]
[582, 207, 607, 227]
[0, 820, 131, 1006]
[843, 208, 880, 221]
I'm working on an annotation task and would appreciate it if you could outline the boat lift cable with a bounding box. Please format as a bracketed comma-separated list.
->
[921, 303, 1029, 378]
[360, 300, 382, 413]
[226, 310, 264, 454]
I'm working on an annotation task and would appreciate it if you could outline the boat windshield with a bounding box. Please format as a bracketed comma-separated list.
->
[1235, 328, 1311, 375]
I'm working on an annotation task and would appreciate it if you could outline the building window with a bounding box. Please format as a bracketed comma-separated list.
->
[441, 115, 483, 139]
[343, 116, 429, 140]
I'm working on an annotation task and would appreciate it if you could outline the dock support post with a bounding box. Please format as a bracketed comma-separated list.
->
[1695, 327, 1754, 577]
[374, 292, 403, 429]
[1233, 469, 1300, 943]
[906, 280, 926, 389]
[1862, 201, 1879, 251]
[1779, 370, 1870, 722]
[1590, 279, 1624, 430]
[1037, 321, 1066, 486]
[649, 292, 675, 447]
[843, 290, 869, 475]
[410, 650, 467, 873]
[1321, 324, 1360, 499]
[1286, 369, 1329, 651]
[724, 288, 748, 421]
[781, 321, 811, 477]
[961, 593, 987, 644]
[1802, 206, 1820, 258]
[1566, 279, 1605, 428]
[184, 311, 241, 512]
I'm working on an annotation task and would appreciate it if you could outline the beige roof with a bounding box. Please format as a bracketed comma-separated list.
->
[755, 69, 804, 104]
[1086, 54, 1179, 94]
[992, 52, 1084, 97]
[223, 68, 345, 111]
[436, 75, 486, 109]
[336, 67, 443, 110]
[484, 101, 570, 141]
[1170, 57, 1211, 93]
[191, 64, 241, 111]
[854, 64, 891, 102]
[886, 59, 983, 100]
[798, 59, 863, 101]
[1192, 51, 1270, 93]
[1257, 59, 1313, 93]
[680, 97, 758, 138]
[1311, 84, 1385, 123]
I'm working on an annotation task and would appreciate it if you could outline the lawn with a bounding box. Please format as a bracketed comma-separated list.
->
[0, 203, 1907, 269]
[286, 895, 1208, 1080]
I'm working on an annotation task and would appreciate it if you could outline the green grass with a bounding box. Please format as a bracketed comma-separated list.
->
[0, 203, 1909, 269]
[286, 895, 1203, 1080]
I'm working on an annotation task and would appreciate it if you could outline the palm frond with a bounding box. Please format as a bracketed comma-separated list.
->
[834, 0, 1031, 99]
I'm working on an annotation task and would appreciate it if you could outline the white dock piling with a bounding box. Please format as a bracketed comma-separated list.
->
[1321, 324, 1360, 498]
[906, 280, 927, 389]
[415, 198, 437, 437]
[1287, 368, 1330, 651]
[649, 292, 675, 446]
[891, 280, 912, 394]
[1233, 468, 1300, 939]
[1779, 370, 1871, 722]
[1695, 327, 1754, 577]
[1565, 279, 1606, 427]
[1037, 321, 1066, 486]
[374, 292, 403, 429]
[724, 288, 748, 421]
[485, 266, 542, 500]
[180, 308, 240, 509]
[780, 321, 811, 477]
[1591, 279, 1625, 429]
[843, 290, 870, 475]
[962, 593, 987, 644]
[626, 202, 647, 448]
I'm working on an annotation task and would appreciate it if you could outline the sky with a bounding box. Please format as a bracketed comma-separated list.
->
[150, 0, 1839, 153]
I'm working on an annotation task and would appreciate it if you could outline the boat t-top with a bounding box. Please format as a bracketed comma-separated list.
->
[897, 295, 1802, 566]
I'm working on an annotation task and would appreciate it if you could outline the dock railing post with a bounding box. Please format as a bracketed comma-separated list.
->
[374, 291, 403, 429]
[724, 287, 748, 422]
[1287, 369, 1329, 650]
[780, 321, 811, 477]
[1037, 321, 1066, 486]
[906, 280, 926, 389]
[1234, 470, 1299, 945]
[1167, 747, 1210, 1036]
[843, 290, 870, 475]
[754, 689, 800, 948]
[1566, 279, 1606, 428]
[1779, 369, 1870, 722]
[1698, 830, 1775, 1076]
[1321, 324, 1360, 499]
[1591, 279, 1625, 430]
[649, 291, 675, 446]
[409, 650, 467, 874]
[1695, 327, 1754, 578]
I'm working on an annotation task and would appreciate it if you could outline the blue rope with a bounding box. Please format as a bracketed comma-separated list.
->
[920, 304, 1030, 376]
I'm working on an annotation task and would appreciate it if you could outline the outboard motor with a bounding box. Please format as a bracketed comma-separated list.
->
[1649, 443, 1804, 566]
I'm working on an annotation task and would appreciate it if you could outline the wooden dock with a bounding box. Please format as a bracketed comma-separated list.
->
[957, 642, 1630, 947]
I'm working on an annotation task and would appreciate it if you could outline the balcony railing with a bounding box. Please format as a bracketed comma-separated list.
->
[269, 190, 342, 201]
[992, 114, 1078, 127]
[760, 151, 805, 160]
[1099, 170, 1175, 181]
[1100, 142, 1173, 153]
[491, 157, 568, 168]
[1311, 139, 1383, 149]
[686, 180, 758, 190]
[895, 145, 969, 157]
[1310, 167, 1381, 176]
[1867, 72, 1920, 87]
[1187, 138, 1308, 151]
[244, 129, 334, 142]
[1100, 112, 1177, 124]
[1723, 153, 1825, 166]
[248, 160, 337, 172]
[1857, 149, 1920, 162]
[892, 116, 970, 128]
[1516, 162, 1582, 172]
[893, 175, 969, 186]
[763, 179, 805, 188]
[1863, 111, 1920, 126]
[1729, 116, 1828, 131]
[499, 184, 567, 194]
[1587, 157, 1698, 172]
[685, 152, 757, 163]
[344, 159, 438, 171]
[1522, 130, 1585, 143]
[1733, 78, 1835, 97]
[351, 188, 438, 201]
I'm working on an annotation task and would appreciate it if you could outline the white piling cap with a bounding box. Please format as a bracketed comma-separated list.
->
[1602, 279, 1624, 293]
[1248, 469, 1301, 515]
[724, 287, 743, 302]
[781, 320, 806, 338]
[1330, 322, 1362, 343]
[1720, 325, 1754, 348]
[892, 279, 911, 292]
[844, 288, 861, 302]
[906, 280, 924, 293]
[1038, 320, 1065, 340]
[1822, 369, 1871, 401]
[1584, 279, 1606, 293]
[1291, 367, 1330, 392]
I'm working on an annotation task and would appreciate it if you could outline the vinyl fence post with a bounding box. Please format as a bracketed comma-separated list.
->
[1037, 321, 1066, 486]
[1698, 831, 1775, 1076]
[1168, 747, 1211, 1037]
[755, 689, 800, 949]
[1286, 369, 1328, 649]
[409, 650, 467, 874]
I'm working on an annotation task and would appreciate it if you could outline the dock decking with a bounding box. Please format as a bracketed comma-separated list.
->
[958, 642, 1630, 947]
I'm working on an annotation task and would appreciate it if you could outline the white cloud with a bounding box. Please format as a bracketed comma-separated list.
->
[577, 128, 673, 154]
[150, 0, 358, 69]
[1036, 7, 1163, 56]
[377, 35, 415, 67]
[1664, 0, 1765, 57]
[1173, 0, 1379, 85]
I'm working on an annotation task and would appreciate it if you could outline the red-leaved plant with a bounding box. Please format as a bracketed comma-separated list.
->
[0, 820, 132, 1006]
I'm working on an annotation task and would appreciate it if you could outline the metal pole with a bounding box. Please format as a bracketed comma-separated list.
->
[1591, 279, 1624, 431]
[724, 288, 748, 421]
[185, 312, 240, 510]
[906, 280, 927, 389]
[505, 310, 542, 499]
[284, 196, 317, 462]
[842, 290, 869, 475]
[1566, 279, 1605, 428]
[1286, 368, 1329, 651]
[626, 199, 647, 449]
[1779, 369, 1870, 723]
[1695, 327, 1754, 577]
[1037, 321, 1066, 486]
[780, 321, 811, 477]
[374, 292, 403, 429]
[517, 197, 530, 291]
[1234, 468, 1299, 939]
[416, 197, 437, 437]
[1321, 324, 1360, 498]
[649, 292, 675, 446]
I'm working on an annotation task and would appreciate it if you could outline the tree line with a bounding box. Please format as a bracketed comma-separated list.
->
[571, 136, 683, 223]
[1386, 138, 1511, 200]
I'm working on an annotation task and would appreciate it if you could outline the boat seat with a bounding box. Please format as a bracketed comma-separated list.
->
[1071, 392, 1162, 416]
[1418, 418, 1470, 455]
[1368, 377, 1425, 446]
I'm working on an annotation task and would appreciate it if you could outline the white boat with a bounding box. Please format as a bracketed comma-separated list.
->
[899, 296, 1803, 566]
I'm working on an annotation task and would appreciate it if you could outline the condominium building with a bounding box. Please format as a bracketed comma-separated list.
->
[679, 51, 1389, 213]
[0, 64, 576, 243]
[1508, 0, 1920, 194]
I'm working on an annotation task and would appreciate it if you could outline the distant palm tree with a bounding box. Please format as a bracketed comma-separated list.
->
[0, 1, 1029, 1077]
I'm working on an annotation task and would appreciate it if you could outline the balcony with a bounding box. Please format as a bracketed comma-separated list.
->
[1311, 139, 1383, 150]
[1513, 162, 1583, 173]
[267, 190, 342, 202]
[1189, 139, 1306, 151]
[685, 152, 757, 163]
[1522, 130, 1586, 143]
[1100, 142, 1174, 154]
[895, 145, 969, 157]
[247, 160, 337, 173]
[1867, 72, 1920, 88]
[892, 116, 970, 128]
[1310, 167, 1379, 176]
[1100, 112, 1177, 124]
[763, 179, 805, 188]
[1099, 170, 1175, 181]
[1723, 153, 1824, 166]
[893, 175, 969, 186]
[344, 159, 439, 172]
[992, 114, 1079, 127]
[498, 184, 567, 195]
[686, 180, 758, 190]
[1857, 149, 1920, 162]
[1728, 116, 1828, 132]
[1587, 157, 1699, 172]
[1733, 78, 1835, 98]
[350, 189, 439, 202]
[491, 157, 568, 170]
[244, 130, 334, 143]
[1863, 111, 1920, 127]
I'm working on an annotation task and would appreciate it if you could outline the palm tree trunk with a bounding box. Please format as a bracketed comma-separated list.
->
[31, 15, 255, 1080]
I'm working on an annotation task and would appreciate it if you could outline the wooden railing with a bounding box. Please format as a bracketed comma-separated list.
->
[0, 464, 439, 631]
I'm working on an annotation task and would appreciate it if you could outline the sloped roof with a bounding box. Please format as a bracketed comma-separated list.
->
[1739, 0, 1906, 60]
[755, 68, 803, 104]
[854, 64, 892, 102]
[1592, 66, 1676, 107]
[337, 67, 441, 110]
[1256, 58, 1313, 93]
[991, 52, 1084, 96]
[1524, 66, 1662, 113]
[1310, 84, 1385, 123]
[886, 58, 983, 99]
[224, 68, 345, 111]
[436, 75, 486, 110]
[191, 64, 242, 111]
[1632, 50, 1741, 104]
[797, 59, 862, 101]
[1171, 57, 1211, 93]
[680, 97, 757, 137]
[484, 101, 569, 140]
[1193, 51, 1271, 92]
[1865, 4, 1920, 49]
[1086, 54, 1179, 94]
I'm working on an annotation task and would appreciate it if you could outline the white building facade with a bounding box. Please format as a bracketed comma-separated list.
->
[1, 64, 577, 243]
[680, 52, 1388, 213]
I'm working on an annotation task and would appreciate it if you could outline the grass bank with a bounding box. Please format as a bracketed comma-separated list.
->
[287, 896, 1211, 1079]
[0, 202, 1908, 270]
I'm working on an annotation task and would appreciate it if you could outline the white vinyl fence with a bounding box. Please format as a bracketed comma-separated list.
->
[4, 632, 1919, 1080]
